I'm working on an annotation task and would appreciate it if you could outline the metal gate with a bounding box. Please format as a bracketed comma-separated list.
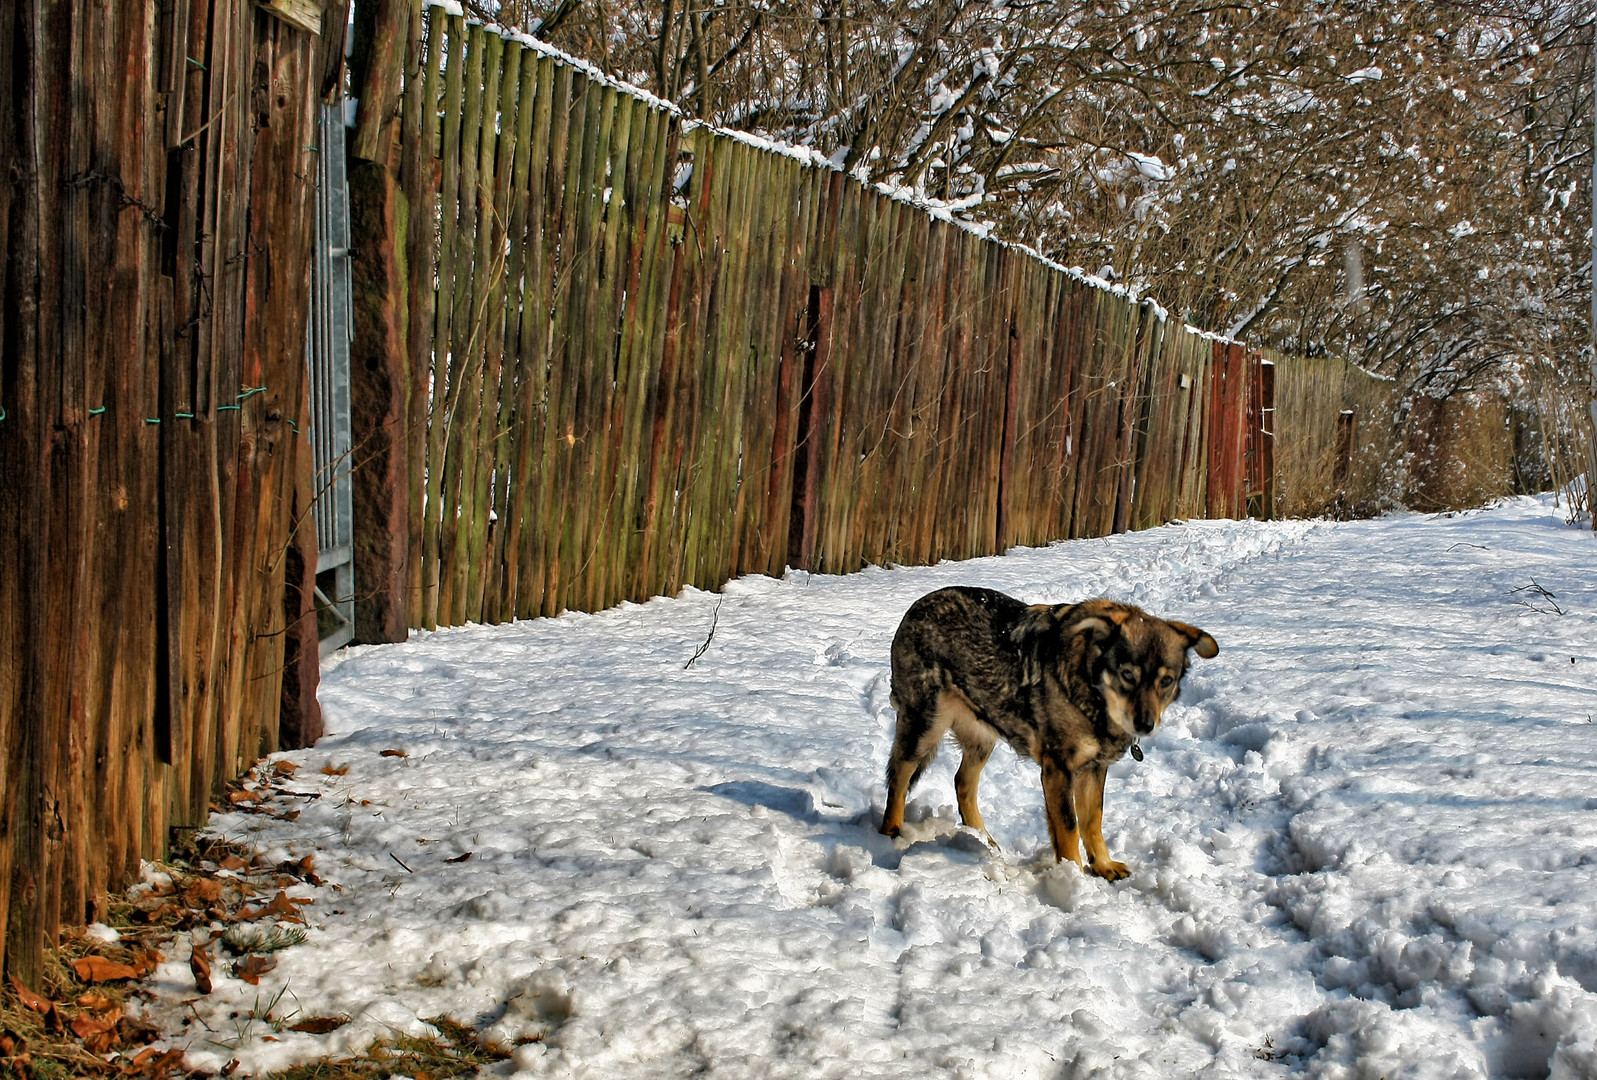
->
[308, 98, 355, 655]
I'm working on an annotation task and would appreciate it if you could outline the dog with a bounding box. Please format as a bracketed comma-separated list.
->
[880, 586, 1217, 880]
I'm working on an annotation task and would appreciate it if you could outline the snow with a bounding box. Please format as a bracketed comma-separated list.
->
[141, 498, 1597, 1079]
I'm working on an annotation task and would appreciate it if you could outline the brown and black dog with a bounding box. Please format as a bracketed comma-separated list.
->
[880, 586, 1218, 879]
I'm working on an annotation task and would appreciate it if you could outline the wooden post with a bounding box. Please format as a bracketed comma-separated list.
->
[1334, 408, 1357, 516]
[347, 0, 412, 643]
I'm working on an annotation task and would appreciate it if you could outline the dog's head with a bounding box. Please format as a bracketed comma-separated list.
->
[1015, 599, 1217, 737]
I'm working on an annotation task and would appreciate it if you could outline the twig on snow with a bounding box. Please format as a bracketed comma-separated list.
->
[685, 597, 724, 669]
[1510, 580, 1564, 616]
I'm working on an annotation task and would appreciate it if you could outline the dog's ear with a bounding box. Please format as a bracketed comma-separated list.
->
[1169, 620, 1219, 659]
[1065, 614, 1114, 645]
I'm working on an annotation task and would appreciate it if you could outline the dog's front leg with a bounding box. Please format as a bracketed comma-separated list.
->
[1040, 757, 1082, 867]
[1074, 763, 1129, 881]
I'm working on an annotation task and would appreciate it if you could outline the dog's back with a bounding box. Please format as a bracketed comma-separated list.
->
[890, 586, 1029, 722]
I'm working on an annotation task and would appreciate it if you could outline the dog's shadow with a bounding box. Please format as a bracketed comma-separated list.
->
[701, 780, 825, 825]
[699, 780, 992, 871]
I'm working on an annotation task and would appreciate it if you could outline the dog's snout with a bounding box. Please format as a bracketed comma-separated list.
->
[1135, 702, 1163, 734]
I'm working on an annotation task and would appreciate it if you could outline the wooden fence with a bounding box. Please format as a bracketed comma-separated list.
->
[1271, 351, 1400, 518]
[0, 1, 343, 983]
[391, 11, 1275, 630]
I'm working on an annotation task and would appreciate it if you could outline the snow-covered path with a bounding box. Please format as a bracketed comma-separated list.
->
[150, 499, 1597, 1079]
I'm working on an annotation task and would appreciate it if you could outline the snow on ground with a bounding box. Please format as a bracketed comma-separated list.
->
[141, 498, 1597, 1079]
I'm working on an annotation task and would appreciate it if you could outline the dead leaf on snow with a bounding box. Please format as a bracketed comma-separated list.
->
[190, 945, 213, 994]
[232, 954, 276, 985]
[287, 1015, 349, 1035]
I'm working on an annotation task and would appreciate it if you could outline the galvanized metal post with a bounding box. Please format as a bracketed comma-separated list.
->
[308, 97, 357, 653]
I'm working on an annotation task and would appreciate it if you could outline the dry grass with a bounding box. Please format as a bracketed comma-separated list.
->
[250, 1018, 513, 1080]
[1402, 395, 1515, 513]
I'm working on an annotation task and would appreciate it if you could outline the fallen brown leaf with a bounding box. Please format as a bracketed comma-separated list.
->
[70, 1010, 119, 1053]
[287, 1015, 349, 1035]
[227, 790, 261, 805]
[190, 945, 213, 994]
[219, 854, 247, 871]
[321, 763, 350, 776]
[127, 1046, 186, 1078]
[232, 954, 276, 985]
[446, 851, 474, 864]
[117, 1014, 161, 1047]
[132, 947, 164, 977]
[380, 748, 407, 758]
[133, 902, 178, 924]
[185, 878, 224, 903]
[243, 890, 308, 924]
[272, 761, 300, 776]
[9, 977, 51, 1013]
[75, 993, 115, 1011]
[71, 956, 139, 983]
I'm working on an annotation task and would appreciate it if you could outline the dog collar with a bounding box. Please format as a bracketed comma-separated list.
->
[1129, 741, 1143, 762]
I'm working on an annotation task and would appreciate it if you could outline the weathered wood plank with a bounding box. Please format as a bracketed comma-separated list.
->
[420, 9, 466, 629]
[404, 1, 444, 627]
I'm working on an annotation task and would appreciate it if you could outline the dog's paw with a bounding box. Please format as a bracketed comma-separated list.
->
[1089, 858, 1130, 881]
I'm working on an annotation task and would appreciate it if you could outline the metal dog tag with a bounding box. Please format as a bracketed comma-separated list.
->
[1129, 742, 1143, 762]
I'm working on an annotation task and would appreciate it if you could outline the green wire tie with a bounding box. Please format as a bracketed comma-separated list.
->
[217, 404, 241, 411]
[237, 386, 267, 400]
[187, 56, 206, 69]
[176, 412, 195, 419]
[89, 406, 106, 415]
[145, 417, 160, 424]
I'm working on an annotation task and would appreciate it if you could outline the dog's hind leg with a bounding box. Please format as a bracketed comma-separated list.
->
[880, 693, 953, 838]
[1074, 763, 1128, 880]
[949, 706, 998, 844]
[1040, 757, 1082, 868]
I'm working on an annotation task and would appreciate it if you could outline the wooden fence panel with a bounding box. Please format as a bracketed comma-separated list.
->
[393, 23, 1295, 636]
[0, 0, 335, 982]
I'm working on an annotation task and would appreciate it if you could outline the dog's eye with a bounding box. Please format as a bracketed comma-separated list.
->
[1119, 665, 1140, 685]
[1158, 674, 1175, 690]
